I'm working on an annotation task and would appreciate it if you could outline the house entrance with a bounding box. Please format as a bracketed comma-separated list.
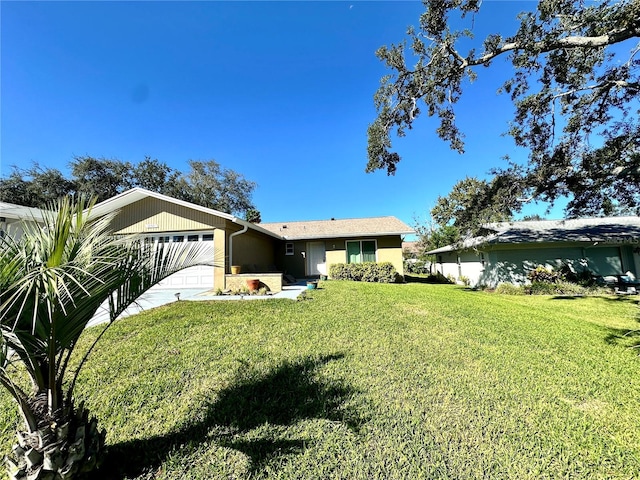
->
[307, 241, 326, 276]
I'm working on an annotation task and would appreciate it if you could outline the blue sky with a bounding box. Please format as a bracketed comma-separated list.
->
[1, 1, 562, 234]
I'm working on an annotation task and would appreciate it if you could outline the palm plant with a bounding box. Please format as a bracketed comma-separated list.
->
[0, 196, 214, 479]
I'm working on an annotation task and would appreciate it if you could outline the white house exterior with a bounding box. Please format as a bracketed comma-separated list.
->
[0, 202, 46, 239]
[427, 217, 640, 288]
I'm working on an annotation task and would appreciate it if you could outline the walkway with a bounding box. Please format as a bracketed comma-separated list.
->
[87, 281, 309, 327]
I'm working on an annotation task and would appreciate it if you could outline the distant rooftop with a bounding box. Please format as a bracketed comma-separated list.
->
[260, 216, 414, 240]
[0, 202, 46, 222]
[428, 216, 640, 254]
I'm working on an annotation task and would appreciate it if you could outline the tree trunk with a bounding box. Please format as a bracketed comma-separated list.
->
[5, 401, 105, 480]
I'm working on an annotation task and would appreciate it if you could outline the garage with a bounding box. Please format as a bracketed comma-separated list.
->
[147, 232, 216, 290]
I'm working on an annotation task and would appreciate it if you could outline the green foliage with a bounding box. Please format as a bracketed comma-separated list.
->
[244, 208, 262, 223]
[0, 157, 258, 217]
[527, 265, 563, 284]
[0, 164, 75, 208]
[404, 259, 429, 274]
[495, 283, 526, 295]
[431, 177, 513, 234]
[329, 262, 399, 283]
[368, 0, 640, 219]
[0, 196, 213, 479]
[525, 281, 591, 296]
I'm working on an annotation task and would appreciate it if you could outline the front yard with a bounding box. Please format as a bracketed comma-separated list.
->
[1, 281, 639, 479]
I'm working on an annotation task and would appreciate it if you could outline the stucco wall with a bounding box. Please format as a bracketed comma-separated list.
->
[275, 240, 307, 277]
[229, 229, 277, 272]
[272, 235, 405, 278]
[324, 235, 405, 277]
[435, 243, 638, 288]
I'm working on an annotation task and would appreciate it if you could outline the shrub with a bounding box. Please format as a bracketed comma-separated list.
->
[525, 281, 588, 295]
[428, 272, 452, 284]
[527, 265, 562, 283]
[404, 259, 429, 274]
[329, 262, 400, 283]
[495, 283, 525, 295]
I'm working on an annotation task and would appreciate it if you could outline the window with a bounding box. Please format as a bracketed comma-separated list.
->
[346, 240, 376, 263]
[187, 235, 199, 242]
[173, 235, 184, 243]
[285, 242, 294, 255]
[158, 236, 169, 244]
[202, 234, 214, 241]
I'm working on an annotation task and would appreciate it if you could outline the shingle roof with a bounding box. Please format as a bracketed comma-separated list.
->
[260, 216, 414, 240]
[427, 216, 640, 254]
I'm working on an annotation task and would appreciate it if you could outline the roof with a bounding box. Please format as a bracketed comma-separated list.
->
[402, 241, 421, 254]
[0, 202, 46, 222]
[260, 216, 414, 240]
[90, 188, 282, 239]
[3, 190, 415, 242]
[427, 216, 640, 254]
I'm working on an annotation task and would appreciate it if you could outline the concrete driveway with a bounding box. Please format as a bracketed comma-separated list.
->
[87, 282, 308, 328]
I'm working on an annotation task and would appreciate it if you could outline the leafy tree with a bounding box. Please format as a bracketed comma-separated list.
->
[131, 156, 182, 194]
[368, 0, 640, 217]
[1, 157, 259, 217]
[0, 164, 75, 208]
[244, 208, 262, 223]
[0, 196, 212, 479]
[431, 176, 514, 235]
[71, 156, 133, 202]
[413, 219, 461, 255]
[182, 160, 257, 215]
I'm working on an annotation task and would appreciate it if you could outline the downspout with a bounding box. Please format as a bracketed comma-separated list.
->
[228, 221, 249, 270]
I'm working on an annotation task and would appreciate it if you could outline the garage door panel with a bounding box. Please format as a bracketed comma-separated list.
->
[157, 265, 214, 289]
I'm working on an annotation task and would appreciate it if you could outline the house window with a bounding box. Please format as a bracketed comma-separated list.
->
[173, 235, 184, 243]
[158, 236, 169, 244]
[187, 234, 199, 242]
[346, 240, 376, 263]
[202, 234, 214, 241]
[481, 253, 486, 268]
[285, 242, 294, 255]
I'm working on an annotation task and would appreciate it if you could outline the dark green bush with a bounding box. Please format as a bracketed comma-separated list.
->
[329, 262, 400, 283]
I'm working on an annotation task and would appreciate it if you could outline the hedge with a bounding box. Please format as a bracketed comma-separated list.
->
[329, 262, 400, 283]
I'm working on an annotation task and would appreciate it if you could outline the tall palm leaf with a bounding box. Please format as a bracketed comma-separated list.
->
[0, 196, 215, 479]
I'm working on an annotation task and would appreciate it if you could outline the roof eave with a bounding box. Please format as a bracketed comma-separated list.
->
[281, 231, 415, 241]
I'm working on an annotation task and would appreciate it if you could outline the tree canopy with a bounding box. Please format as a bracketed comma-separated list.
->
[368, 0, 640, 218]
[0, 157, 260, 217]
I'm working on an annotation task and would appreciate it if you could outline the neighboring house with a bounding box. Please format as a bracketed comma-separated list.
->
[0, 202, 46, 239]
[88, 189, 413, 290]
[427, 217, 640, 288]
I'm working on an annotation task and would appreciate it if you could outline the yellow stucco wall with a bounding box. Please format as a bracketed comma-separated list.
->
[214, 229, 226, 289]
[324, 236, 405, 277]
[230, 230, 277, 271]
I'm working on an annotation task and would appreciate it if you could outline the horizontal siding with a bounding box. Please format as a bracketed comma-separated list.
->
[110, 197, 227, 234]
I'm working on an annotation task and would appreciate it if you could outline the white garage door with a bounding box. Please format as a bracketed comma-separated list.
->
[147, 232, 216, 290]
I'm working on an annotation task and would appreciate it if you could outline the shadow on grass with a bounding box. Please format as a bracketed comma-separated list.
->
[604, 327, 640, 348]
[404, 274, 452, 285]
[96, 353, 364, 478]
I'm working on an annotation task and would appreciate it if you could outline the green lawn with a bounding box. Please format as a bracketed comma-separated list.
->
[1, 282, 640, 479]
